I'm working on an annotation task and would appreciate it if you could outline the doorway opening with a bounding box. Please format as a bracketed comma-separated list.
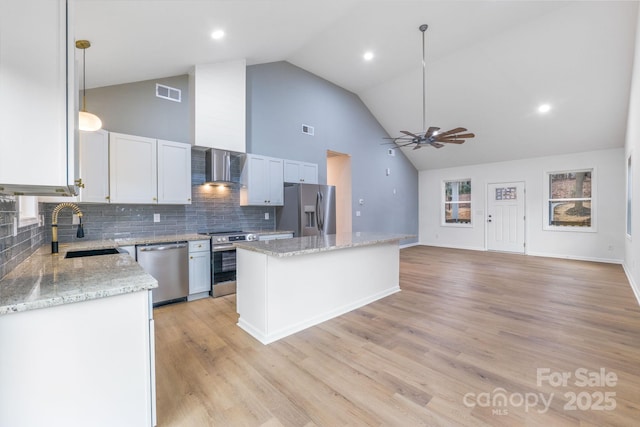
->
[327, 150, 352, 234]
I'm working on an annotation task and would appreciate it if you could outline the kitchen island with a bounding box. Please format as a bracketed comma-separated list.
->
[235, 232, 413, 344]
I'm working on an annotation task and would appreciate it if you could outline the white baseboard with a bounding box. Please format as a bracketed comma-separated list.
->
[238, 286, 400, 345]
[418, 242, 486, 252]
[526, 251, 623, 264]
[622, 262, 640, 307]
[400, 242, 420, 249]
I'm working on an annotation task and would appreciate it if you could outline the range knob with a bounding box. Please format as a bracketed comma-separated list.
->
[246, 234, 257, 241]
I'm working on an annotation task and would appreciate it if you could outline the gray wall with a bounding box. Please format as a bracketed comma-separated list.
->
[0, 196, 44, 279]
[87, 75, 190, 142]
[247, 61, 419, 239]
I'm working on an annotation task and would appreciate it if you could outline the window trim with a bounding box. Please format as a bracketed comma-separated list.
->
[627, 153, 632, 240]
[543, 168, 596, 233]
[441, 178, 473, 228]
[17, 196, 40, 228]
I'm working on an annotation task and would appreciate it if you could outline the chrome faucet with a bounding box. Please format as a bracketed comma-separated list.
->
[51, 202, 84, 253]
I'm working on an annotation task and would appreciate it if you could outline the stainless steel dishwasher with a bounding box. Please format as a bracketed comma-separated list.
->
[136, 242, 189, 306]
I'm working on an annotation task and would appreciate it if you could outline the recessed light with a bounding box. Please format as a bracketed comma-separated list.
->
[211, 29, 225, 40]
[363, 51, 374, 61]
[538, 103, 551, 114]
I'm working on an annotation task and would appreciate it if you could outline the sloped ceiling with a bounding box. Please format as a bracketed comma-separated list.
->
[75, 0, 638, 170]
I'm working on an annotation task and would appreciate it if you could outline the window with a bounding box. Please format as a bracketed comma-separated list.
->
[545, 169, 593, 230]
[18, 196, 39, 227]
[443, 179, 471, 225]
[627, 155, 632, 238]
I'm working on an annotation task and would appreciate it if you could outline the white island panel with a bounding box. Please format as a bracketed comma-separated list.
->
[0, 290, 154, 427]
[237, 240, 400, 344]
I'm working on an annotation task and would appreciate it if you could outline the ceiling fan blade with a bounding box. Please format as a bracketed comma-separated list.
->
[400, 130, 420, 139]
[412, 144, 423, 150]
[435, 127, 467, 138]
[396, 141, 418, 148]
[425, 126, 440, 138]
[437, 133, 475, 141]
[431, 142, 445, 148]
[440, 140, 466, 144]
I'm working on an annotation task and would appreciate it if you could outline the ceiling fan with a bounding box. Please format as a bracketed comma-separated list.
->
[384, 24, 475, 150]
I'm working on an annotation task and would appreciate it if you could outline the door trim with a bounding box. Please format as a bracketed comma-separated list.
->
[485, 181, 526, 254]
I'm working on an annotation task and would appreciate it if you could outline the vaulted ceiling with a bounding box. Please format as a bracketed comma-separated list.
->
[75, 0, 639, 170]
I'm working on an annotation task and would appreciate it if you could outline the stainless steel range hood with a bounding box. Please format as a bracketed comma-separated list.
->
[205, 149, 244, 184]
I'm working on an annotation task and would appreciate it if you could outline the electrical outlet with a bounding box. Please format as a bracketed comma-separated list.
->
[72, 214, 80, 225]
[153, 213, 160, 223]
[356, 211, 361, 217]
[264, 212, 270, 220]
[13, 217, 17, 237]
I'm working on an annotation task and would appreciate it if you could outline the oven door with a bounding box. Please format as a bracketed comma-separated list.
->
[211, 246, 237, 297]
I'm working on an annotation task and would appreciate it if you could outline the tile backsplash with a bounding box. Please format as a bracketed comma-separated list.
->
[43, 150, 276, 243]
[0, 196, 45, 279]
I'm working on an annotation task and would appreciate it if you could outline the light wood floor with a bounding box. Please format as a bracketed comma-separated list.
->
[154, 246, 640, 426]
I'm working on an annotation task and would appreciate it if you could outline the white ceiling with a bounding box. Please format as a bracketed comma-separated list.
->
[75, 0, 639, 170]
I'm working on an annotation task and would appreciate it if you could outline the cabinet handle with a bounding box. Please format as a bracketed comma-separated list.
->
[74, 178, 85, 188]
[105, 196, 110, 200]
[187, 198, 191, 201]
[153, 197, 157, 201]
[190, 256, 193, 259]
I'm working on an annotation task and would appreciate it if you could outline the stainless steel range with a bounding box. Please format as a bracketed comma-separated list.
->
[198, 230, 257, 297]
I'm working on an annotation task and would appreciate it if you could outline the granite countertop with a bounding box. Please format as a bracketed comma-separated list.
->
[0, 244, 157, 316]
[234, 232, 415, 257]
[0, 233, 212, 316]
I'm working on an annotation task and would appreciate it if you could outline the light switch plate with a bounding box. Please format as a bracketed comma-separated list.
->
[153, 213, 160, 223]
[264, 212, 270, 220]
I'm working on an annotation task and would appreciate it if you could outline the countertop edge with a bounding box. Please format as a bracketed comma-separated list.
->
[235, 233, 415, 257]
[0, 280, 157, 315]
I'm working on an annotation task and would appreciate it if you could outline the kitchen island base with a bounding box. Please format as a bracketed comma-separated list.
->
[236, 241, 400, 344]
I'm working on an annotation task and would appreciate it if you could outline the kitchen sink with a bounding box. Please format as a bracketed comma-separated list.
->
[64, 248, 121, 259]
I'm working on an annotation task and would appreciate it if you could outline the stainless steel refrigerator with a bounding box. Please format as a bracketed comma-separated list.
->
[276, 183, 336, 237]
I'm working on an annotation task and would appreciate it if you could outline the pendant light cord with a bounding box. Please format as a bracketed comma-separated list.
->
[82, 46, 87, 112]
[420, 24, 428, 133]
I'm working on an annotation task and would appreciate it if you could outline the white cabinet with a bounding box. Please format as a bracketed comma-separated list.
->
[240, 154, 284, 206]
[188, 240, 211, 301]
[0, 290, 155, 427]
[109, 133, 158, 204]
[284, 160, 318, 184]
[0, 0, 78, 195]
[109, 132, 192, 205]
[157, 139, 192, 204]
[78, 130, 109, 203]
[189, 60, 246, 153]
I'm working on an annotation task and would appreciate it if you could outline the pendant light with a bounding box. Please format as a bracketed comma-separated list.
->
[75, 40, 102, 132]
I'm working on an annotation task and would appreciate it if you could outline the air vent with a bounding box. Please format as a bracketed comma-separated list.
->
[302, 124, 314, 136]
[156, 83, 181, 102]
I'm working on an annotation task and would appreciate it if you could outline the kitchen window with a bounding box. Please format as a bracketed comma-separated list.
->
[544, 169, 594, 231]
[443, 179, 472, 226]
[18, 196, 39, 227]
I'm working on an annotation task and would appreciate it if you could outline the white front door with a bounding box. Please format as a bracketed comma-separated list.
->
[487, 182, 525, 253]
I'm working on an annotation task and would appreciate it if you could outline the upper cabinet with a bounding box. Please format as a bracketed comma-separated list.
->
[157, 139, 192, 204]
[109, 132, 191, 205]
[190, 60, 246, 153]
[110, 133, 158, 204]
[78, 130, 109, 203]
[283, 160, 318, 184]
[0, 0, 78, 196]
[240, 154, 283, 206]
